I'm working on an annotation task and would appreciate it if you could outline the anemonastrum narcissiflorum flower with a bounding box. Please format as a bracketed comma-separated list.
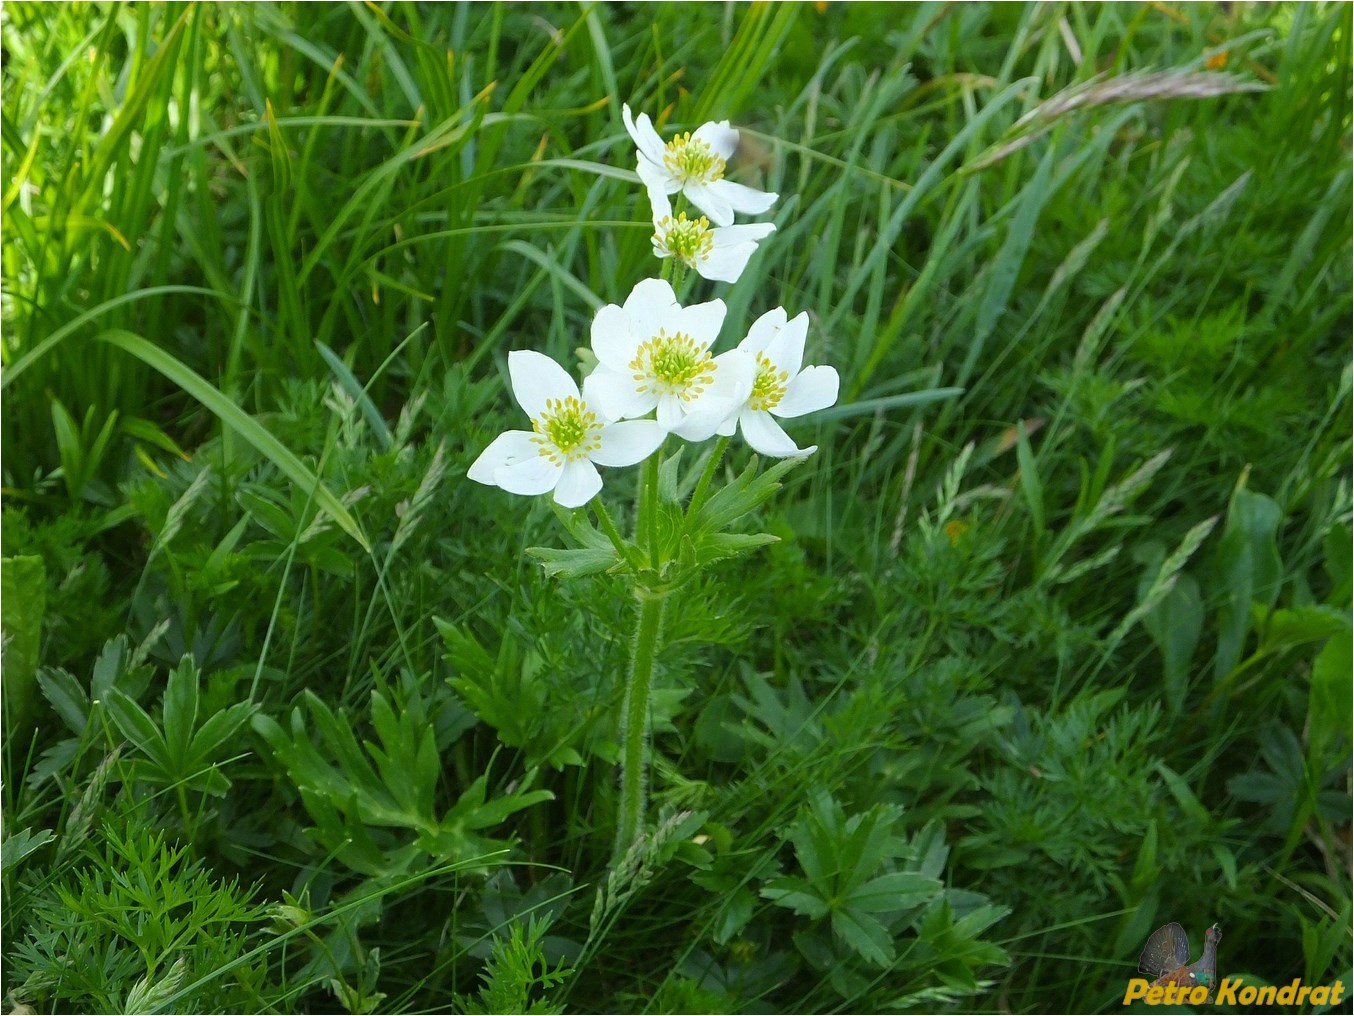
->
[719, 307, 839, 458]
[649, 188, 775, 283]
[583, 278, 753, 442]
[469, 350, 665, 508]
[623, 103, 777, 227]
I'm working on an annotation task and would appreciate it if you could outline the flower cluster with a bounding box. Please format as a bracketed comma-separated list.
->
[470, 105, 839, 507]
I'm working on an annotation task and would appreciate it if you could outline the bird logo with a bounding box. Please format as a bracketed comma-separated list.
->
[1138, 922, 1223, 1001]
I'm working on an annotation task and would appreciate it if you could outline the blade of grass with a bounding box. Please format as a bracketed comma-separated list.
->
[94, 329, 371, 553]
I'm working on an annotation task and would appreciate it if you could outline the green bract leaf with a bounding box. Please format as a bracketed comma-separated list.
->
[526, 545, 621, 579]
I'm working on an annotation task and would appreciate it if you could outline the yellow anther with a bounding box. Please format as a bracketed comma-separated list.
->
[629, 330, 716, 400]
[662, 132, 726, 184]
[654, 213, 715, 265]
[531, 396, 602, 462]
[750, 353, 790, 411]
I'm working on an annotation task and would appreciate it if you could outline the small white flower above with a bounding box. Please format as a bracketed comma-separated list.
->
[469, 350, 665, 508]
[649, 189, 775, 284]
[584, 278, 753, 442]
[719, 308, 839, 458]
[623, 104, 777, 227]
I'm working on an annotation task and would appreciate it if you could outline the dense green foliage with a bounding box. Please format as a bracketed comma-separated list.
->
[3, 2, 1350, 1013]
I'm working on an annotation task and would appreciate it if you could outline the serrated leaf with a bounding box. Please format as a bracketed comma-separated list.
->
[161, 655, 200, 769]
[38, 668, 89, 734]
[843, 871, 942, 913]
[692, 531, 780, 566]
[695, 456, 801, 532]
[91, 636, 129, 700]
[1, 827, 55, 872]
[188, 702, 257, 765]
[448, 772, 554, 830]
[831, 907, 894, 966]
[760, 876, 830, 919]
[104, 688, 171, 771]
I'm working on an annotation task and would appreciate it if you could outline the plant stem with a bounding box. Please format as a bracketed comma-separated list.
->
[686, 435, 730, 523]
[640, 450, 661, 568]
[613, 589, 667, 864]
[592, 495, 642, 570]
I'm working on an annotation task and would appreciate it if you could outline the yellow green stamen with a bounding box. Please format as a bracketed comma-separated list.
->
[654, 213, 715, 265]
[630, 331, 716, 400]
[532, 396, 602, 462]
[662, 132, 726, 184]
[750, 353, 790, 412]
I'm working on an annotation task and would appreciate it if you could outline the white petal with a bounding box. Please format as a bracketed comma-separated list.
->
[553, 458, 602, 508]
[716, 222, 776, 243]
[740, 410, 813, 458]
[683, 182, 733, 227]
[591, 303, 637, 371]
[593, 420, 665, 467]
[738, 307, 788, 355]
[648, 185, 673, 222]
[677, 298, 727, 348]
[637, 157, 680, 195]
[692, 119, 739, 160]
[671, 349, 753, 441]
[669, 406, 726, 442]
[508, 350, 577, 420]
[695, 241, 759, 284]
[496, 454, 561, 496]
[774, 365, 840, 419]
[764, 310, 809, 377]
[584, 368, 657, 422]
[623, 104, 668, 170]
[655, 394, 685, 432]
[468, 430, 538, 485]
[707, 348, 755, 406]
[709, 178, 778, 216]
[625, 277, 679, 345]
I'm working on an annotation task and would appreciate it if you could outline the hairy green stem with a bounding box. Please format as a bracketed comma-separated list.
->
[613, 589, 667, 863]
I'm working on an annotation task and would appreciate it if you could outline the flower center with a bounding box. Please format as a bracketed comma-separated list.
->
[653, 212, 715, 265]
[630, 330, 716, 400]
[662, 132, 726, 184]
[531, 396, 602, 463]
[750, 353, 790, 411]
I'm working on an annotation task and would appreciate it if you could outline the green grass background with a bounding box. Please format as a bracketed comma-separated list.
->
[2, 2, 1350, 1013]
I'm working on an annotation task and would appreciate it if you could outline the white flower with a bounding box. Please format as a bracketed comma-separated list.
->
[623, 104, 777, 227]
[469, 350, 665, 508]
[719, 308, 839, 458]
[583, 278, 753, 442]
[649, 188, 775, 284]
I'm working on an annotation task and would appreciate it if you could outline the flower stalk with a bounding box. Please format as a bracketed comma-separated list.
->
[687, 435, 731, 521]
[614, 586, 668, 863]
